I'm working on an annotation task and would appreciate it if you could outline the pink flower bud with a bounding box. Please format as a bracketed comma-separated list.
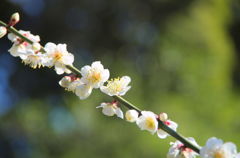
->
[9, 12, 20, 26]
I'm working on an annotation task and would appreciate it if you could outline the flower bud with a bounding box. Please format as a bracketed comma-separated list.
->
[32, 42, 41, 51]
[125, 109, 139, 123]
[0, 26, 7, 38]
[159, 112, 168, 122]
[59, 76, 72, 88]
[9, 12, 20, 26]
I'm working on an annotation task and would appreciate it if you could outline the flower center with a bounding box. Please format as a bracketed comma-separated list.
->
[126, 114, 132, 121]
[145, 117, 156, 129]
[214, 150, 225, 158]
[53, 51, 63, 61]
[89, 71, 101, 83]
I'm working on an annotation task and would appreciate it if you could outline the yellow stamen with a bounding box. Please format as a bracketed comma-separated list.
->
[146, 117, 156, 130]
[214, 150, 225, 158]
[53, 51, 63, 61]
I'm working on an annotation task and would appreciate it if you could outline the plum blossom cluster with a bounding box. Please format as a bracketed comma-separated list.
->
[1, 12, 240, 158]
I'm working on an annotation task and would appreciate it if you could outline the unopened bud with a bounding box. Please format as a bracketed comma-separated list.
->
[9, 12, 20, 26]
[125, 109, 139, 123]
[159, 112, 168, 122]
[59, 76, 72, 88]
[0, 26, 7, 38]
[32, 42, 41, 51]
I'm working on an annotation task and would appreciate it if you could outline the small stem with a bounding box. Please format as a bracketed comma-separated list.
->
[0, 19, 201, 154]
[113, 95, 141, 113]
[66, 65, 81, 76]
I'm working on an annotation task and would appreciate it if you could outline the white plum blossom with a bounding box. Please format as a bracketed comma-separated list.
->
[8, 30, 40, 59]
[80, 61, 110, 88]
[157, 120, 178, 139]
[22, 52, 48, 69]
[167, 138, 199, 158]
[200, 137, 239, 158]
[59, 75, 81, 92]
[136, 111, 158, 134]
[96, 102, 124, 119]
[125, 109, 139, 123]
[0, 26, 7, 38]
[44, 42, 74, 74]
[100, 76, 131, 96]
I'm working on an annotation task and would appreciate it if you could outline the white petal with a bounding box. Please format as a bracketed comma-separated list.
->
[62, 53, 74, 65]
[102, 69, 110, 82]
[80, 65, 91, 77]
[222, 142, 237, 155]
[116, 108, 124, 119]
[236, 153, 240, 158]
[118, 86, 131, 96]
[44, 42, 56, 53]
[100, 86, 113, 96]
[96, 102, 107, 109]
[92, 61, 103, 70]
[157, 129, 168, 139]
[57, 44, 67, 53]
[121, 76, 131, 86]
[102, 106, 115, 116]
[55, 64, 65, 75]
[168, 120, 178, 131]
[206, 137, 223, 147]
[75, 84, 93, 100]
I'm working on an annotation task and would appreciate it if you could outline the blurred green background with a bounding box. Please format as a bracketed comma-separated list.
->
[0, 0, 240, 157]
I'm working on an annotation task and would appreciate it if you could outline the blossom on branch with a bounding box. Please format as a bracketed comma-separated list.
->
[8, 30, 40, 59]
[200, 137, 240, 158]
[44, 42, 74, 74]
[80, 61, 110, 88]
[136, 111, 158, 134]
[96, 101, 124, 119]
[59, 75, 81, 92]
[100, 76, 131, 96]
[167, 138, 199, 158]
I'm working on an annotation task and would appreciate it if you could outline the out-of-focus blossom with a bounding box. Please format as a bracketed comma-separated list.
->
[200, 137, 239, 158]
[167, 138, 199, 158]
[44, 42, 74, 74]
[125, 109, 139, 122]
[80, 61, 109, 88]
[100, 76, 131, 96]
[96, 101, 124, 119]
[136, 111, 158, 134]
